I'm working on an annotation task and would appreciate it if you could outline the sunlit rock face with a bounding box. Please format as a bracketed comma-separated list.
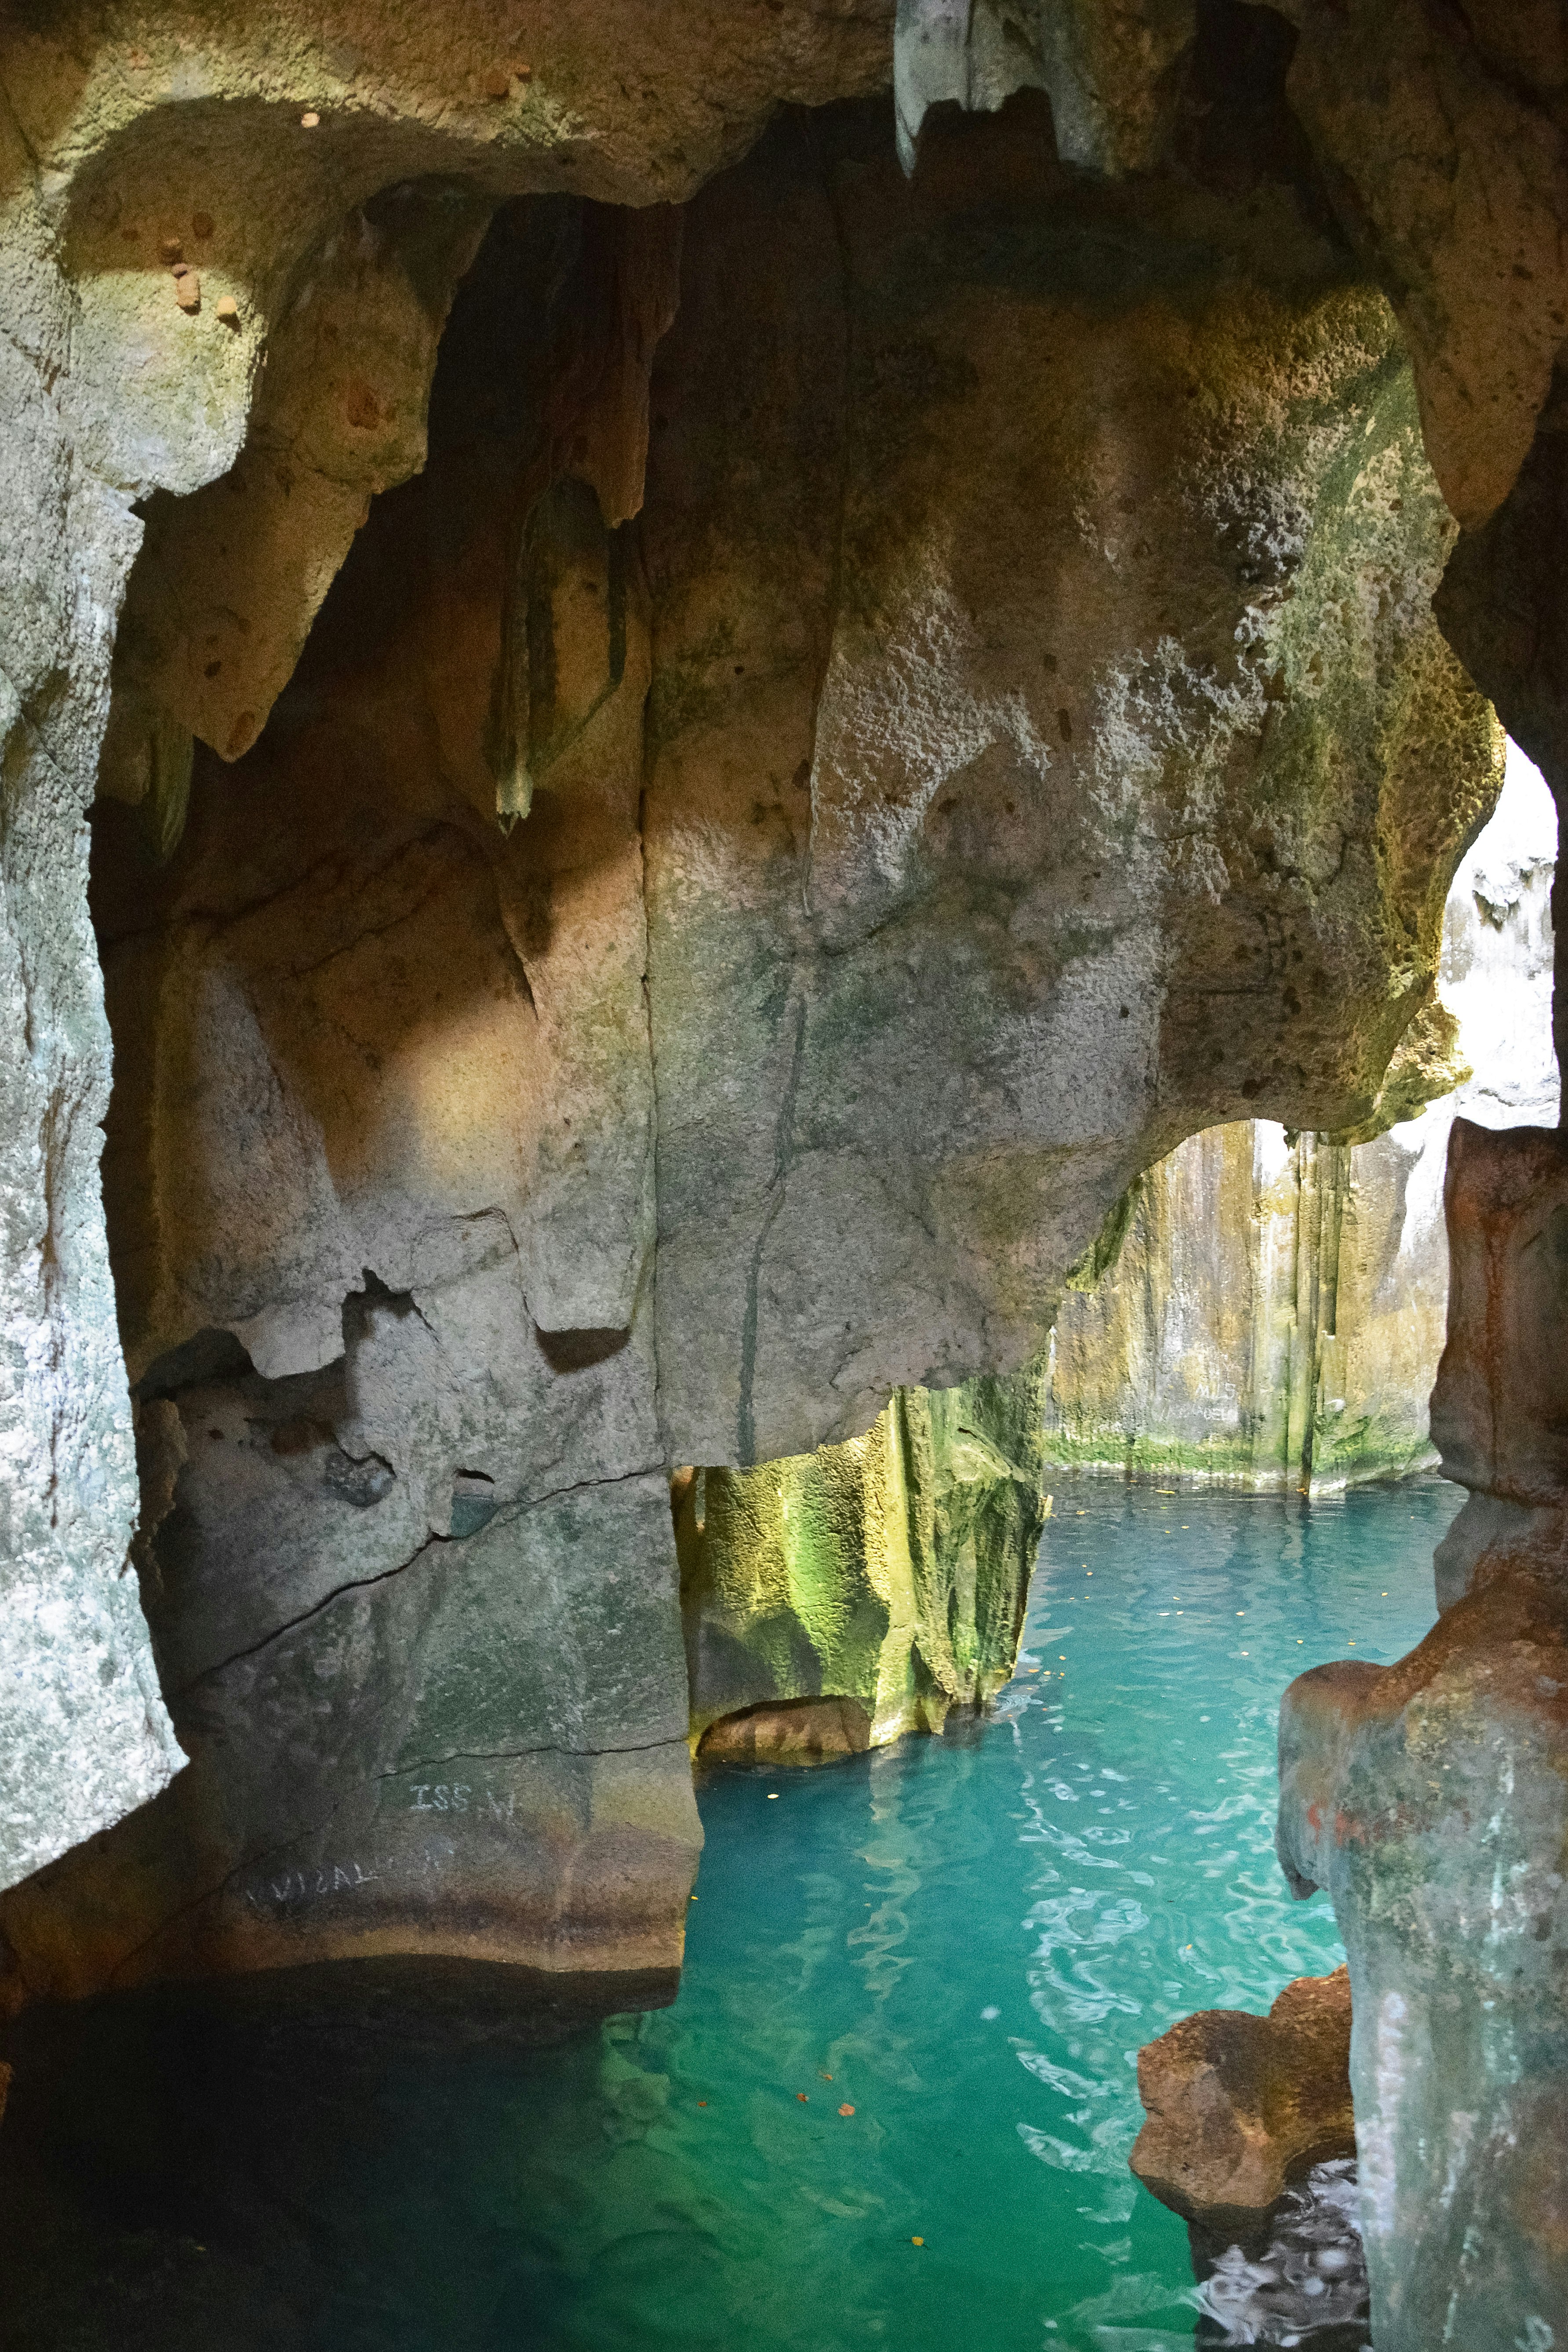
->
[1277, 1120, 1568, 2352]
[643, 91, 1499, 1469]
[679, 1371, 1051, 1761]
[1040, 743, 1555, 1491]
[0, 78, 1498, 1990]
[0, 0, 902, 1906]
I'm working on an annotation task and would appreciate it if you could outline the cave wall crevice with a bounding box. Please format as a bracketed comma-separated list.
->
[0, 86, 1502, 2010]
[3, 11, 1568, 2341]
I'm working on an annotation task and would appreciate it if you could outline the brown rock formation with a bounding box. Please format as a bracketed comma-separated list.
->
[1131, 1966, 1355, 2230]
[0, 84, 1498, 2012]
[696, 1697, 874, 1768]
[1, 11, 1568, 2343]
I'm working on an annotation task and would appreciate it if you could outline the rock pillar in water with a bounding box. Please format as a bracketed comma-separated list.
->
[679, 1366, 1051, 1761]
[1275, 1117, 1568, 2352]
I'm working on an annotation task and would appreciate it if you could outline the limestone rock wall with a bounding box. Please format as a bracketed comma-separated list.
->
[4, 16, 1568, 2345]
[0, 80, 1499, 1986]
[679, 1367, 1051, 1759]
[1276, 1119, 1568, 2352]
[0, 0, 902, 1916]
[0, 0, 895, 1903]
[1042, 743, 1556, 1490]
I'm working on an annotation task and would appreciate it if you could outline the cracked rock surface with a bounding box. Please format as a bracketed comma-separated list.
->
[0, 48, 1500, 1985]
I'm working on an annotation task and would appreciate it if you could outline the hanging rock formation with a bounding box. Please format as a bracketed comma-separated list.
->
[0, 0, 897, 1905]
[6, 8, 1568, 2342]
[1043, 744, 1557, 1490]
[680, 1370, 1051, 1762]
[0, 79, 1502, 2000]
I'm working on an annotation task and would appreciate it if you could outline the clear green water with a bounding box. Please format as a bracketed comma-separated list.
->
[299, 1477, 1454, 2352]
[4, 1479, 1457, 2351]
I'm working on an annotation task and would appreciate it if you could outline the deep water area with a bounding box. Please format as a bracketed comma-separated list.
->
[0, 1480, 1458, 2352]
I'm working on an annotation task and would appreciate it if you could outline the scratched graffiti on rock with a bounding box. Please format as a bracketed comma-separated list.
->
[408, 1781, 517, 1818]
[244, 1835, 458, 1913]
[241, 1779, 527, 1913]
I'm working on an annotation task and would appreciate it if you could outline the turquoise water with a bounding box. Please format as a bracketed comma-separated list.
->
[3, 1480, 1457, 2350]
[293, 1478, 1453, 2352]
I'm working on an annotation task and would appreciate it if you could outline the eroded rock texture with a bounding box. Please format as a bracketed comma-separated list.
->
[1277, 1120, 1568, 2352]
[4, 26, 1568, 2352]
[1131, 1965, 1354, 2231]
[0, 0, 1506, 2002]
[1043, 746, 1557, 1491]
[680, 1370, 1050, 1759]
[0, 0, 895, 1901]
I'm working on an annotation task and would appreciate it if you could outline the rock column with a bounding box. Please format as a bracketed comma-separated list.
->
[1275, 1117, 1568, 2352]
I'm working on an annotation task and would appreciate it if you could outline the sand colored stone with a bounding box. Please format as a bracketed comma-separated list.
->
[0, 84, 1501, 1996]
[696, 1698, 874, 1769]
[1042, 756, 1557, 1492]
[1131, 1967, 1355, 2230]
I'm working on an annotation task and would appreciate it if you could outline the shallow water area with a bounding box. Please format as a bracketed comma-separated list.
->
[0, 1479, 1456, 2352]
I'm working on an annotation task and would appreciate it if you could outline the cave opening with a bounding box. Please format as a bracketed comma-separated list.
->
[3, 10, 1568, 2350]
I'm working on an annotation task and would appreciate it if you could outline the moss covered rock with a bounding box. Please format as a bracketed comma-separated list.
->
[678, 1368, 1051, 1755]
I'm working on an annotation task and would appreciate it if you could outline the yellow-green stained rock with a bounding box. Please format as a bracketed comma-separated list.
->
[1042, 752, 1557, 1494]
[678, 1369, 1051, 1756]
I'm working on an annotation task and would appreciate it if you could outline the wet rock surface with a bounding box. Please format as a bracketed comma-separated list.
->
[695, 1696, 874, 1767]
[680, 1369, 1050, 1754]
[1275, 1125, 1568, 2352]
[3, 11, 1568, 2345]
[0, 1961, 678, 2352]
[1131, 1966, 1354, 2231]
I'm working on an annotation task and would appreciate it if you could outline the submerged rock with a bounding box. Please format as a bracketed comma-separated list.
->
[1131, 1967, 1355, 2232]
[695, 1696, 874, 1768]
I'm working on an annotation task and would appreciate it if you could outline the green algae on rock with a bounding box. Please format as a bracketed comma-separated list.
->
[1042, 750, 1556, 1494]
[0, 90, 1501, 1980]
[1042, 1122, 1448, 1492]
[678, 1369, 1051, 1759]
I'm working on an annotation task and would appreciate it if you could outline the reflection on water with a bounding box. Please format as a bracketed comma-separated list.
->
[1191, 2159, 1369, 2349]
[0, 1480, 1455, 2351]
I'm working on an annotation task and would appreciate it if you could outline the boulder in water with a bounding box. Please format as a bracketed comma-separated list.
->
[1130, 1967, 1355, 2231]
[695, 1697, 873, 1769]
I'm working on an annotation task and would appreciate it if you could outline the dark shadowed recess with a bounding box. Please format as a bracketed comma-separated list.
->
[0, 1962, 676, 2352]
